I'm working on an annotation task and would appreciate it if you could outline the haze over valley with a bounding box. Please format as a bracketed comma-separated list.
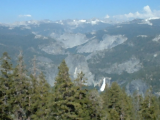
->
[1, 16, 160, 96]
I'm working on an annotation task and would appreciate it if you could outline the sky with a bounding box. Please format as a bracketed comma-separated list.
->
[1, 0, 160, 23]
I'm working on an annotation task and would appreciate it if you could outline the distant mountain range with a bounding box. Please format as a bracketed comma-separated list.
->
[0, 18, 160, 96]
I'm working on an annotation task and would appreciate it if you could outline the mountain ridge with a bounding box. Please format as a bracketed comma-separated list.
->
[0, 18, 160, 96]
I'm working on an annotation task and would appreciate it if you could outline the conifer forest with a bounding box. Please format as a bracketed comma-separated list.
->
[0, 52, 160, 120]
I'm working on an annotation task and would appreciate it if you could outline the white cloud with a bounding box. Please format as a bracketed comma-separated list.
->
[144, 5, 152, 13]
[105, 15, 110, 19]
[110, 5, 160, 21]
[18, 14, 32, 17]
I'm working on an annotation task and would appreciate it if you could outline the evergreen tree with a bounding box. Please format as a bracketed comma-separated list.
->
[31, 72, 51, 120]
[102, 82, 133, 120]
[1, 52, 160, 120]
[0, 52, 14, 120]
[139, 89, 159, 120]
[51, 60, 81, 119]
[12, 51, 30, 120]
[132, 91, 143, 120]
[74, 71, 103, 119]
[88, 89, 104, 120]
[109, 108, 119, 120]
[27, 56, 40, 120]
[101, 84, 110, 119]
[158, 97, 160, 119]
[52, 60, 97, 119]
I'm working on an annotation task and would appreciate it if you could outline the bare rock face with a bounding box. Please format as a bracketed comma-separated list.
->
[65, 54, 95, 86]
[36, 56, 58, 86]
[51, 33, 89, 49]
[39, 42, 65, 55]
[36, 55, 96, 86]
[77, 34, 127, 53]
[99, 57, 142, 74]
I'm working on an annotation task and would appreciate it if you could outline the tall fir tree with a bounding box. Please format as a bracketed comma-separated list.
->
[12, 51, 30, 120]
[102, 82, 133, 120]
[0, 52, 14, 120]
[88, 89, 104, 120]
[132, 91, 143, 120]
[139, 89, 159, 120]
[52, 60, 98, 119]
[73, 71, 104, 119]
[31, 72, 51, 120]
[101, 83, 110, 119]
[27, 56, 41, 120]
[51, 60, 81, 119]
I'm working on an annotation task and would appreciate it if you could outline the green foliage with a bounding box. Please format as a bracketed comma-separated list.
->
[0, 52, 160, 120]
[88, 89, 104, 119]
[11, 51, 30, 119]
[132, 91, 143, 120]
[139, 90, 159, 120]
[30, 72, 51, 120]
[0, 52, 14, 119]
[52, 60, 80, 119]
[102, 82, 133, 120]
[52, 60, 104, 119]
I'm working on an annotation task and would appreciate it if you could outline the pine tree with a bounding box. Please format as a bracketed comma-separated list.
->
[52, 60, 97, 119]
[101, 84, 110, 119]
[0, 52, 14, 119]
[102, 82, 133, 120]
[109, 108, 119, 120]
[51, 60, 80, 119]
[74, 71, 86, 89]
[12, 51, 30, 120]
[158, 97, 160, 119]
[139, 89, 159, 120]
[31, 72, 51, 120]
[88, 89, 104, 120]
[132, 91, 143, 120]
[27, 56, 41, 120]
[73, 71, 101, 119]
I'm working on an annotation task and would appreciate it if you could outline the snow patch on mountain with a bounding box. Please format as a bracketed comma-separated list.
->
[154, 54, 157, 57]
[137, 35, 147, 37]
[139, 19, 152, 25]
[153, 35, 160, 42]
[56, 19, 107, 26]
[32, 32, 48, 39]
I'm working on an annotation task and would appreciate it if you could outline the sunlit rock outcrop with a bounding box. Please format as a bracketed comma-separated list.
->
[50, 33, 89, 48]
[77, 34, 127, 53]
[36, 56, 58, 86]
[100, 57, 142, 74]
[65, 54, 95, 86]
[39, 42, 65, 55]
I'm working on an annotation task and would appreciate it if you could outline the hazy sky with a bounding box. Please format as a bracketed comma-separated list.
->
[0, 0, 160, 23]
